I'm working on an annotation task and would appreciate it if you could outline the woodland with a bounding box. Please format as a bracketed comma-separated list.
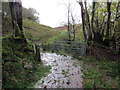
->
[1, 0, 120, 88]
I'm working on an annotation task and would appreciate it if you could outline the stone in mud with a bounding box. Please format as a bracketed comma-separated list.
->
[66, 81, 70, 85]
[44, 85, 47, 88]
[24, 64, 33, 69]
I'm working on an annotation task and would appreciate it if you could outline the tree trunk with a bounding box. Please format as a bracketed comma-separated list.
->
[84, 1, 92, 41]
[91, 1, 95, 35]
[9, 2, 16, 37]
[67, 6, 71, 41]
[106, 1, 111, 38]
[103, 1, 111, 46]
[35, 44, 41, 61]
[9, 1, 27, 42]
[71, 13, 76, 41]
[79, 2, 87, 41]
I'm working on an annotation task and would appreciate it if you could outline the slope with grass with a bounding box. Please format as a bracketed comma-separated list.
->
[2, 36, 51, 88]
[53, 24, 84, 42]
[23, 20, 60, 44]
[23, 20, 84, 44]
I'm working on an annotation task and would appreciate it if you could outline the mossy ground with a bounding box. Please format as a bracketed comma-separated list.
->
[79, 56, 120, 88]
[2, 35, 51, 88]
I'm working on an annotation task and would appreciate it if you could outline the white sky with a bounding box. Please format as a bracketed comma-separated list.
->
[22, 0, 92, 28]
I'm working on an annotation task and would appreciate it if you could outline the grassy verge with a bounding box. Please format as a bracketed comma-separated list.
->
[2, 35, 51, 88]
[79, 56, 120, 88]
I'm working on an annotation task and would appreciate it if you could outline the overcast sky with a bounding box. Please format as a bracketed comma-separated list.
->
[22, 0, 92, 28]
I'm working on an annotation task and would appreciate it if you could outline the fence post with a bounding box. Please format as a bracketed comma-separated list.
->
[82, 42, 86, 56]
[35, 44, 41, 61]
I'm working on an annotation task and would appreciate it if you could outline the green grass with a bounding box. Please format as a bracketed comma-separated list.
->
[47, 30, 68, 43]
[47, 28, 84, 43]
[23, 20, 84, 44]
[23, 20, 84, 54]
[22, 20, 120, 88]
[2, 36, 51, 88]
[79, 56, 120, 88]
[23, 20, 59, 44]
[22, 20, 119, 88]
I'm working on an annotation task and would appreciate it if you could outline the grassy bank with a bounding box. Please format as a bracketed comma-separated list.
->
[2, 35, 51, 88]
[23, 20, 60, 44]
[79, 56, 120, 88]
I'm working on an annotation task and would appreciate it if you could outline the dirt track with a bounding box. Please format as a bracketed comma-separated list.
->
[34, 53, 83, 88]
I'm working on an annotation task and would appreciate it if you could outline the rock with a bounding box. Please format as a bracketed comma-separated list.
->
[44, 85, 47, 88]
[66, 81, 70, 85]
[22, 59, 27, 64]
[24, 64, 33, 69]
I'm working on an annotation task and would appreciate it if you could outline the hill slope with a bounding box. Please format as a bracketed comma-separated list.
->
[23, 20, 60, 44]
[23, 20, 84, 44]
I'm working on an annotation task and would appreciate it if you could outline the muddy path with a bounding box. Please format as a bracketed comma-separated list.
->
[34, 53, 83, 88]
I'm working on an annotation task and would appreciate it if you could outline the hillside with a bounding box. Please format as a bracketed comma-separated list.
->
[23, 20, 84, 44]
[2, 16, 84, 44]
[54, 24, 81, 31]
[52, 24, 84, 42]
[23, 20, 60, 44]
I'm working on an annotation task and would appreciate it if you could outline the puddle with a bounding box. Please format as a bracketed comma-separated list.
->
[34, 53, 83, 88]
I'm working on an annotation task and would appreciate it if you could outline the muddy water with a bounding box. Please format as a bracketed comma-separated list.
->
[34, 53, 83, 88]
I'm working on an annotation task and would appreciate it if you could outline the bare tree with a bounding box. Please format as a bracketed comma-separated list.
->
[63, 2, 79, 41]
[67, 3, 71, 41]
[70, 12, 76, 41]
